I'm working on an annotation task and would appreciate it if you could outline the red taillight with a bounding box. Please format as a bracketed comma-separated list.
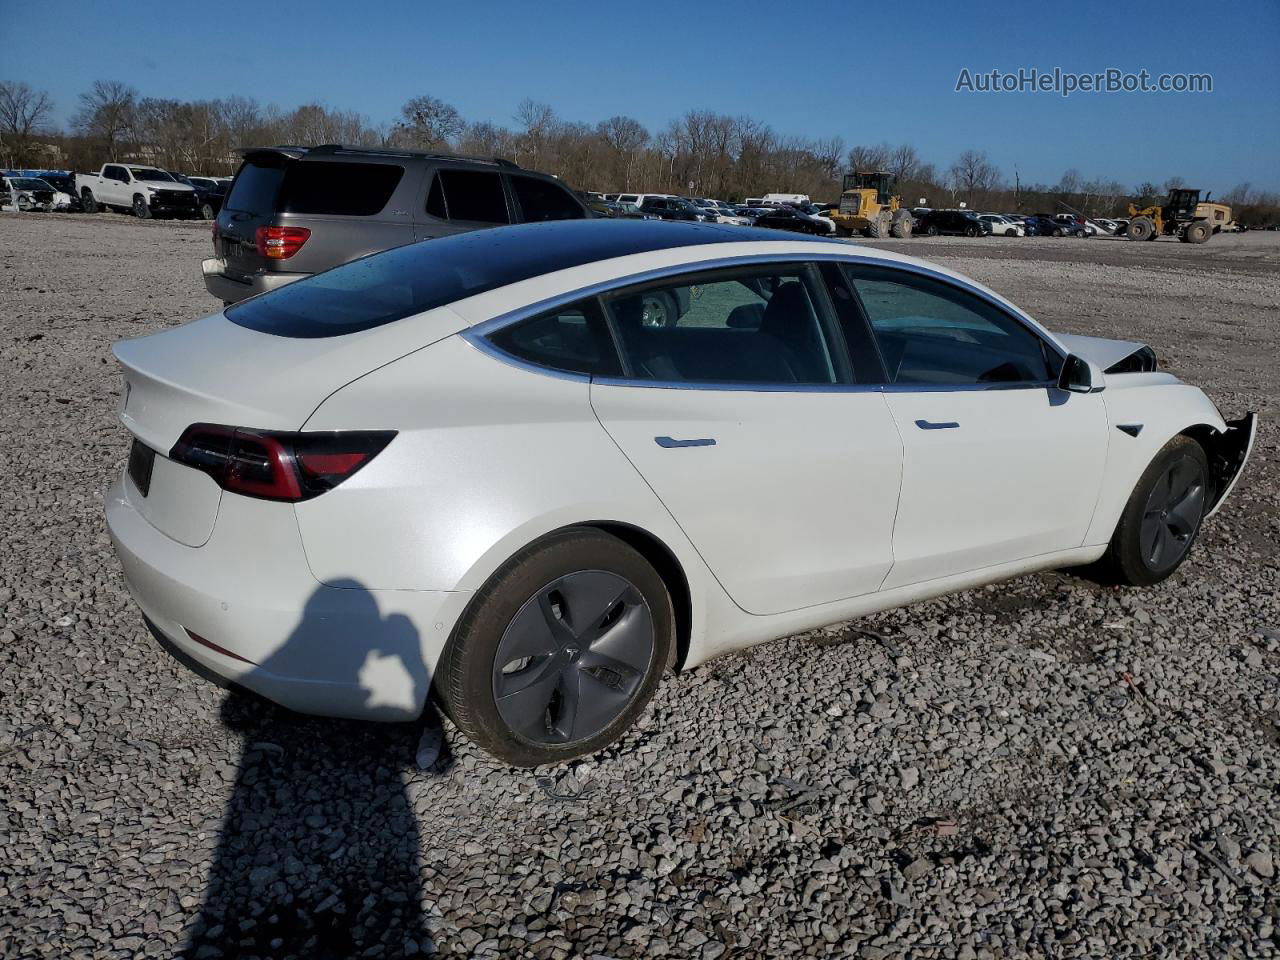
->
[255, 225, 311, 260]
[211, 220, 220, 248]
[170, 425, 395, 502]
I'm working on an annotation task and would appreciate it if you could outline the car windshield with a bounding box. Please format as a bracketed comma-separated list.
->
[13, 178, 52, 190]
[132, 168, 175, 182]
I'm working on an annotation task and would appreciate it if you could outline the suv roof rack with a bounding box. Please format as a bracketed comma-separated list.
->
[239, 144, 520, 168]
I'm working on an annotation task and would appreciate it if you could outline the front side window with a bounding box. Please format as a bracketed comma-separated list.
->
[487, 299, 619, 376]
[510, 175, 584, 222]
[104, 165, 126, 181]
[427, 169, 510, 224]
[846, 265, 1056, 386]
[603, 265, 844, 385]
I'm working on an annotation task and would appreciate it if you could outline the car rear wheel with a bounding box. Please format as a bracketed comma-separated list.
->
[200, 202, 215, 220]
[1098, 436, 1209, 586]
[81, 191, 98, 214]
[436, 527, 674, 766]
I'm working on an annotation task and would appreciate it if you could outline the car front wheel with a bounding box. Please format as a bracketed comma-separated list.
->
[1098, 436, 1209, 586]
[436, 527, 674, 766]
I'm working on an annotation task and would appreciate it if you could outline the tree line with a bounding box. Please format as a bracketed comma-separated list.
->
[2, 79, 1277, 226]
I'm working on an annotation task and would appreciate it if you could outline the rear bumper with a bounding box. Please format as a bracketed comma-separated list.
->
[202, 258, 307, 303]
[105, 472, 465, 720]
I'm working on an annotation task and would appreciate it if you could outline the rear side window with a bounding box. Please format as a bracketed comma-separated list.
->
[487, 299, 620, 376]
[603, 265, 845, 385]
[280, 161, 404, 216]
[510, 175, 585, 222]
[425, 170, 510, 223]
[226, 160, 285, 213]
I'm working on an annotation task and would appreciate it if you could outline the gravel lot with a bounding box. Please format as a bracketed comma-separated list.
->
[2, 213, 1277, 959]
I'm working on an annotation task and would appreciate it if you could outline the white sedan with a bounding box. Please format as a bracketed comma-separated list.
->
[979, 214, 1025, 237]
[106, 220, 1256, 766]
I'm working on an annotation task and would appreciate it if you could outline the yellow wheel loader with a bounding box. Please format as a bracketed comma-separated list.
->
[830, 171, 914, 238]
[1125, 188, 1232, 244]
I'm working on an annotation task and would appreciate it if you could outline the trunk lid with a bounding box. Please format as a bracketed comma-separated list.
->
[114, 310, 466, 453]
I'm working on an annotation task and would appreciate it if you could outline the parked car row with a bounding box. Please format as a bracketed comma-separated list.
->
[75, 164, 232, 220]
[907, 208, 1126, 239]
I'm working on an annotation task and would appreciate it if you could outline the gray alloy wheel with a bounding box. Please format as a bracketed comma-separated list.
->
[436, 526, 675, 766]
[1139, 456, 1206, 573]
[492, 571, 654, 745]
[639, 292, 676, 327]
[200, 201, 215, 220]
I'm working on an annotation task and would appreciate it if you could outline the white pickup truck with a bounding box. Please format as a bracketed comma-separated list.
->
[77, 163, 200, 219]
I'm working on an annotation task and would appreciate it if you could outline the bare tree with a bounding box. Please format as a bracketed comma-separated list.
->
[74, 80, 138, 160]
[596, 115, 648, 189]
[886, 143, 924, 183]
[846, 142, 890, 173]
[513, 99, 556, 167]
[0, 81, 54, 165]
[394, 95, 463, 150]
[457, 120, 518, 160]
[947, 149, 999, 205]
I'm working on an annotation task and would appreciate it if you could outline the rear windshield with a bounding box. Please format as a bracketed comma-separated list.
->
[225, 158, 403, 216]
[224, 219, 754, 339]
[226, 160, 286, 213]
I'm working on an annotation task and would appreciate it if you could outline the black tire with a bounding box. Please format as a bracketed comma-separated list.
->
[965, 224, 979, 238]
[200, 202, 215, 220]
[81, 191, 98, 214]
[1126, 217, 1154, 241]
[925, 224, 938, 237]
[1185, 220, 1211, 245]
[1097, 436, 1210, 586]
[1005, 228, 1017, 237]
[133, 195, 151, 219]
[436, 527, 675, 767]
[1052, 227, 1065, 237]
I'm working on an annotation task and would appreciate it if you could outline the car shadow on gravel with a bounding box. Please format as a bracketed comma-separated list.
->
[182, 583, 442, 959]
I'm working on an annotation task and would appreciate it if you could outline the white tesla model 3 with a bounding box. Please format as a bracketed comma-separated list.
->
[105, 220, 1256, 766]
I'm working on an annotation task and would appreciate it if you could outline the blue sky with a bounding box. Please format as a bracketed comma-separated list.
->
[9, 0, 1279, 191]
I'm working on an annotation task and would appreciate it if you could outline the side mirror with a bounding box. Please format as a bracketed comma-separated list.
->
[1058, 353, 1104, 394]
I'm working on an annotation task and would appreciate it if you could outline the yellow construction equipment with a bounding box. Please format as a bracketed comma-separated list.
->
[1125, 188, 1232, 244]
[830, 170, 913, 238]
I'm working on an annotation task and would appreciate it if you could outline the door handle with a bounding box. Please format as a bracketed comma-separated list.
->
[654, 436, 716, 448]
[914, 419, 959, 430]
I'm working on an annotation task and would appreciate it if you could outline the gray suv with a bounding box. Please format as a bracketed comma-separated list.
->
[203, 145, 591, 303]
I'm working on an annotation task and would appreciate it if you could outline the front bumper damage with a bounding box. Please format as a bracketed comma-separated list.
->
[1205, 412, 1258, 518]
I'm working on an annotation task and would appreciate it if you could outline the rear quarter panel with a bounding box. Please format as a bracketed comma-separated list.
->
[295, 335, 724, 626]
[1082, 374, 1226, 545]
